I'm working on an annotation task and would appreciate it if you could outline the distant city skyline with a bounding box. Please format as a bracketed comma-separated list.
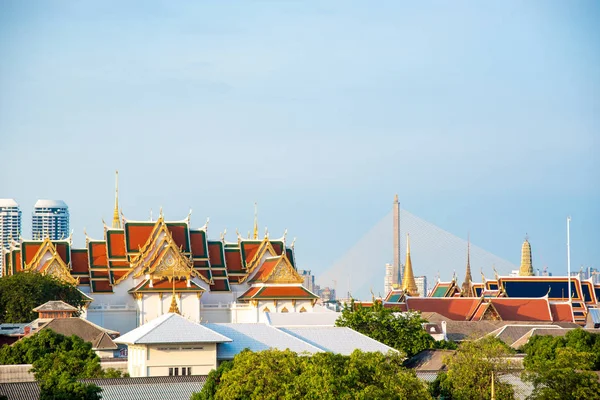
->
[1, 1, 598, 299]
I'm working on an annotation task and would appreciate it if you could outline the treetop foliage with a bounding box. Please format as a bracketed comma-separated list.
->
[521, 329, 600, 400]
[0, 272, 86, 323]
[335, 299, 444, 357]
[193, 349, 432, 400]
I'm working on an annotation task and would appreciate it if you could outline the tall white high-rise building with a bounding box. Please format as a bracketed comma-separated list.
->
[384, 263, 394, 295]
[32, 200, 69, 240]
[0, 199, 22, 277]
[415, 276, 428, 297]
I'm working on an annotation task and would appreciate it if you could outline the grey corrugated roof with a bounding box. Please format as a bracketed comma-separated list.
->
[279, 326, 398, 355]
[115, 313, 231, 345]
[204, 323, 323, 359]
[0, 376, 207, 400]
[0, 323, 27, 336]
[265, 312, 341, 327]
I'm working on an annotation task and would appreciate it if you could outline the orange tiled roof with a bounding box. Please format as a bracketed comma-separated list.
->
[549, 302, 574, 322]
[190, 231, 208, 257]
[71, 250, 89, 274]
[249, 258, 279, 283]
[406, 297, 481, 320]
[489, 298, 552, 322]
[107, 231, 127, 258]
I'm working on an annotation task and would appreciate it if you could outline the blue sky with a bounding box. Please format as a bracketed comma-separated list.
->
[1, 1, 598, 297]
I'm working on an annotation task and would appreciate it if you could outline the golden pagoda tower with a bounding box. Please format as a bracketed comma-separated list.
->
[402, 234, 419, 296]
[461, 236, 475, 296]
[519, 236, 534, 276]
[112, 170, 121, 229]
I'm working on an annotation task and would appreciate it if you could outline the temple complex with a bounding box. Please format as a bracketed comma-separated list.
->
[1, 173, 318, 334]
[385, 235, 600, 326]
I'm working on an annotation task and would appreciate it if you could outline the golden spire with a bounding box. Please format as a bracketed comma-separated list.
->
[461, 234, 474, 296]
[168, 270, 180, 314]
[402, 234, 419, 296]
[112, 170, 121, 229]
[519, 235, 534, 276]
[253, 202, 258, 240]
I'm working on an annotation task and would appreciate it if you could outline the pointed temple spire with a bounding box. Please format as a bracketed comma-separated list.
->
[402, 234, 419, 296]
[112, 170, 121, 229]
[461, 234, 474, 297]
[519, 235, 534, 276]
[168, 271, 180, 314]
[253, 202, 258, 240]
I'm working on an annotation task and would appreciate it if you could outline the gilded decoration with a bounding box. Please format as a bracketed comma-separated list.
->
[24, 238, 78, 286]
[265, 256, 303, 284]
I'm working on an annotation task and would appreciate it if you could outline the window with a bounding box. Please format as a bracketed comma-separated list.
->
[169, 368, 173, 376]
[174, 367, 179, 376]
[187, 367, 192, 376]
[182, 368, 186, 376]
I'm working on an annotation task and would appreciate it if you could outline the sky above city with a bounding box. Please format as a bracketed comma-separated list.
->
[1, 1, 598, 298]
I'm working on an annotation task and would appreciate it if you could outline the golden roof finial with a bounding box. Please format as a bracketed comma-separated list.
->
[168, 270, 180, 314]
[253, 202, 258, 240]
[112, 170, 121, 229]
[401, 233, 419, 296]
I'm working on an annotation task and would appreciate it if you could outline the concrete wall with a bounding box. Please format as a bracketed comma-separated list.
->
[0, 360, 128, 383]
[144, 343, 217, 377]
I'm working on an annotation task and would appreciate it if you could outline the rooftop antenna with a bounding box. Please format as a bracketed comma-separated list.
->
[567, 216, 572, 301]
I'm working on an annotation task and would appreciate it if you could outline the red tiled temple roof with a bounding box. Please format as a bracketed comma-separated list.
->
[549, 302, 574, 322]
[489, 298, 552, 322]
[249, 258, 279, 283]
[406, 298, 481, 320]
[71, 250, 89, 274]
[190, 231, 208, 257]
[107, 231, 127, 258]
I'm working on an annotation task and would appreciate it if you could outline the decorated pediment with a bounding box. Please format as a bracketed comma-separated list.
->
[249, 254, 303, 284]
[23, 238, 78, 285]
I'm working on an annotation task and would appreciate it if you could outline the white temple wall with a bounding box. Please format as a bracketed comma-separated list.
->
[86, 308, 138, 335]
[180, 293, 201, 322]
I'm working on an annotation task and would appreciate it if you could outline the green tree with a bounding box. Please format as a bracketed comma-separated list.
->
[0, 272, 86, 323]
[435, 336, 516, 400]
[522, 329, 600, 371]
[0, 329, 103, 400]
[522, 333, 600, 400]
[335, 300, 435, 357]
[191, 361, 233, 400]
[193, 349, 432, 400]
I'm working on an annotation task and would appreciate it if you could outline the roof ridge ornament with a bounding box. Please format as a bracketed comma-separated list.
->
[112, 170, 121, 229]
[253, 202, 259, 240]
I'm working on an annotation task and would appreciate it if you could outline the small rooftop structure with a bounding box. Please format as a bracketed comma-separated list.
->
[32, 300, 78, 319]
[0, 199, 19, 207]
[26, 317, 120, 352]
[115, 313, 231, 345]
[33, 199, 68, 208]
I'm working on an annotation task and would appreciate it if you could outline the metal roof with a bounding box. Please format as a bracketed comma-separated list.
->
[115, 313, 231, 345]
[279, 326, 398, 355]
[204, 323, 323, 359]
[265, 312, 341, 327]
[0, 376, 207, 400]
